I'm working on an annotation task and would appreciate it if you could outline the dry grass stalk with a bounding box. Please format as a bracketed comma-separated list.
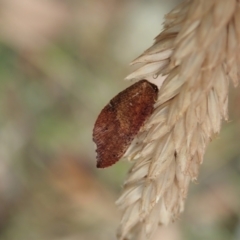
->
[116, 0, 240, 239]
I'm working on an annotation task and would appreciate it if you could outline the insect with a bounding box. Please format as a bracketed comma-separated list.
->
[93, 80, 158, 168]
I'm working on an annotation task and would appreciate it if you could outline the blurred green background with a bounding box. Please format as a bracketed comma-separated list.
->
[0, 0, 240, 240]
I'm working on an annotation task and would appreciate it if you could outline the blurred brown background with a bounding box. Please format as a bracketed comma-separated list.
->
[0, 0, 240, 240]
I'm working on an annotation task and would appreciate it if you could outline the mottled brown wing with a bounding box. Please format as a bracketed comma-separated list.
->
[93, 80, 158, 168]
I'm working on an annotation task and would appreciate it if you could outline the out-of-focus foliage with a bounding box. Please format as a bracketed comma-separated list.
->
[0, 0, 239, 240]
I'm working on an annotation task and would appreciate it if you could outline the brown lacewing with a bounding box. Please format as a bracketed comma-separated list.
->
[93, 80, 158, 168]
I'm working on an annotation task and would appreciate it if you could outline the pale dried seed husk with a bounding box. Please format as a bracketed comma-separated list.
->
[116, 0, 239, 239]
